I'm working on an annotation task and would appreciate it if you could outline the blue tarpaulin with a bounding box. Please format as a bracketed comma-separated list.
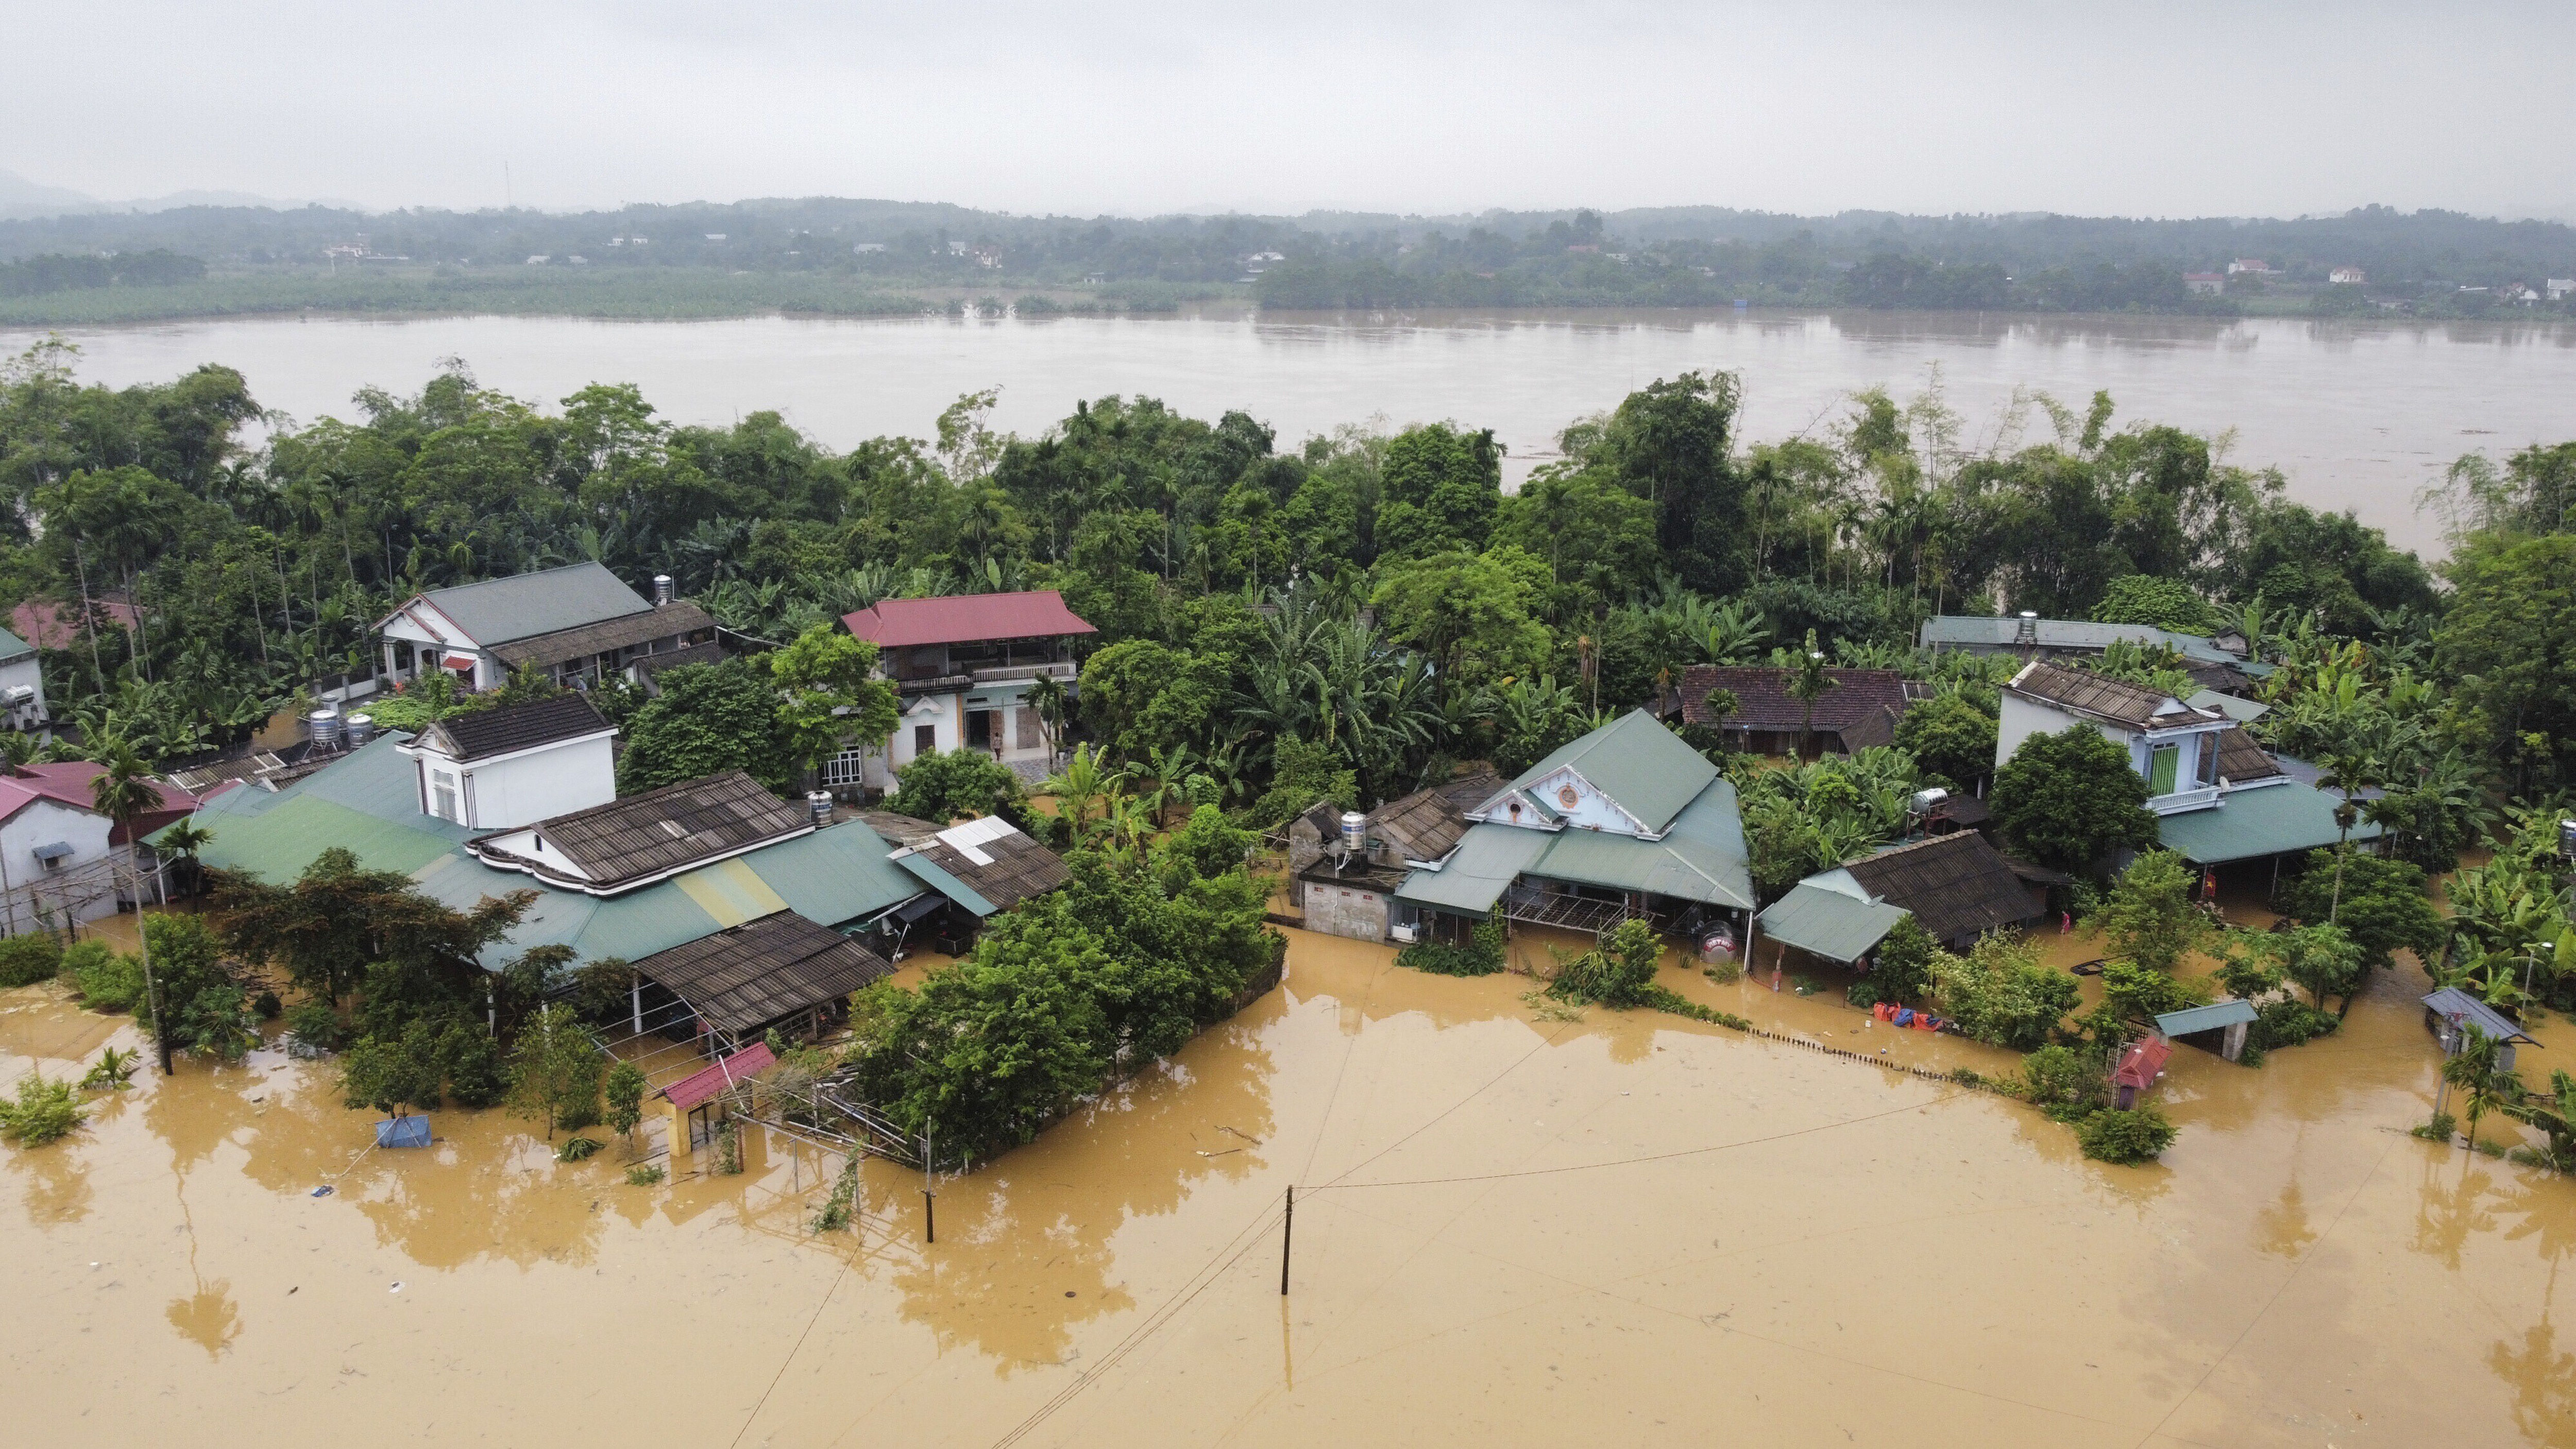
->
[374, 1115, 432, 1149]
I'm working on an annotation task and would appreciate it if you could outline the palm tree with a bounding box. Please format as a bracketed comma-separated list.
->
[155, 818, 215, 907]
[1037, 744, 1127, 837]
[2315, 749, 2384, 923]
[1785, 630, 1838, 761]
[91, 740, 172, 1074]
[1024, 674, 1069, 766]
[2443, 1025, 2524, 1153]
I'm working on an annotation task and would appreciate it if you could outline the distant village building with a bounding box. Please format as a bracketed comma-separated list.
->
[2225, 259, 2272, 276]
[2183, 272, 2224, 296]
[1670, 665, 1929, 759]
[1919, 614, 2269, 697]
[2550, 279, 2574, 301]
[2329, 266, 2367, 285]
[838, 590, 1094, 792]
[375, 561, 719, 694]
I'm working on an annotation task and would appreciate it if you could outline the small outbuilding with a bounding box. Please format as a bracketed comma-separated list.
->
[2421, 987, 2538, 1073]
[2154, 998, 2260, 1062]
[658, 1040, 777, 1157]
[2112, 1035, 2173, 1109]
[1755, 831, 2048, 967]
[632, 910, 895, 1052]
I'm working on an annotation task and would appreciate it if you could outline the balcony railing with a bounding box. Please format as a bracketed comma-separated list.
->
[2147, 784, 2224, 816]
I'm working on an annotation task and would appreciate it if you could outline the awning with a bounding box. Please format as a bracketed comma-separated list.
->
[441, 654, 477, 672]
[30, 841, 72, 863]
[1756, 882, 1911, 964]
[2155, 998, 2259, 1037]
[2422, 988, 2538, 1046]
[891, 850, 999, 917]
[661, 1042, 777, 1112]
[892, 891, 946, 924]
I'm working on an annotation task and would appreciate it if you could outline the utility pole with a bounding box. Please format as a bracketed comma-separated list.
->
[922, 1120, 936, 1246]
[1279, 1185, 1294, 1296]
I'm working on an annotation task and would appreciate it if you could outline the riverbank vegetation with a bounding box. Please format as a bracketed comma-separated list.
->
[3, 198, 2570, 325]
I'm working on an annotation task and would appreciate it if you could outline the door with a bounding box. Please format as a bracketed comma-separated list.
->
[2148, 742, 2179, 795]
[967, 710, 996, 753]
[912, 723, 937, 757]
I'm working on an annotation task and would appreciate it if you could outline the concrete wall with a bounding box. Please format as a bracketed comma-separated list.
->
[458, 736, 618, 828]
[1302, 878, 1391, 942]
[0, 798, 120, 928]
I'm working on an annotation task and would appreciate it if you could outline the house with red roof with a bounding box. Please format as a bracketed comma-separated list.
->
[0, 761, 201, 933]
[838, 590, 1094, 793]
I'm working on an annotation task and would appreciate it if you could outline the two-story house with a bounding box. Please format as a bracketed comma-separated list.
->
[376, 562, 720, 694]
[1998, 661, 2376, 878]
[837, 590, 1094, 793]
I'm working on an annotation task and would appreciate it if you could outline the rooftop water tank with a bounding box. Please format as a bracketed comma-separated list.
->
[807, 790, 835, 827]
[1340, 811, 1366, 854]
[345, 713, 376, 747]
[308, 709, 343, 748]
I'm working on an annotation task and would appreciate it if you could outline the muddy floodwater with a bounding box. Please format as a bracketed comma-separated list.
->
[6, 926, 2575, 1447]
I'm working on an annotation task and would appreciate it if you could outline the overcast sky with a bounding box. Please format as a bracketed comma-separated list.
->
[11, 1, 2572, 220]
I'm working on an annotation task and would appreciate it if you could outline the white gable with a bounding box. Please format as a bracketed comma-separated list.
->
[1473, 766, 1648, 838]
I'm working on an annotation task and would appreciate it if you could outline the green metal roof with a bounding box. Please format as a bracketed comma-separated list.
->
[0, 625, 32, 662]
[167, 730, 924, 969]
[2151, 780, 2383, 865]
[892, 850, 999, 917]
[410, 562, 653, 647]
[1507, 708, 1717, 834]
[1395, 823, 1550, 914]
[2185, 689, 2268, 723]
[2155, 998, 2259, 1036]
[1756, 881, 1910, 964]
[1397, 776, 1753, 916]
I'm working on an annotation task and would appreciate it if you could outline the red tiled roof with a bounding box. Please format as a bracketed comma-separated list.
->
[2113, 1034, 2172, 1090]
[842, 590, 1095, 649]
[659, 1042, 776, 1112]
[11, 599, 138, 651]
[0, 761, 200, 841]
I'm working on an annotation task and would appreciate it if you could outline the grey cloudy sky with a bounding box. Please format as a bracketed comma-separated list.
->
[12, 1, 2572, 219]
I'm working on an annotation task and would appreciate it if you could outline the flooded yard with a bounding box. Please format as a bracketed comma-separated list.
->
[4, 925, 2573, 1446]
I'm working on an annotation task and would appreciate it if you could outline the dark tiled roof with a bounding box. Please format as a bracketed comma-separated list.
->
[2007, 662, 2222, 730]
[2214, 726, 2284, 783]
[489, 602, 718, 667]
[634, 910, 893, 1039]
[907, 824, 1071, 912]
[1367, 771, 1501, 863]
[1679, 666, 1921, 738]
[1841, 833, 2044, 945]
[635, 640, 726, 680]
[479, 770, 809, 892]
[425, 694, 610, 762]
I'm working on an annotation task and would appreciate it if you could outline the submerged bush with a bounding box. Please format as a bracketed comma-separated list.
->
[1548, 919, 1664, 1008]
[2023, 1044, 2108, 1122]
[0, 1075, 86, 1146]
[1397, 910, 1506, 977]
[284, 998, 346, 1054]
[2077, 1106, 2178, 1165]
[0, 933, 63, 987]
[624, 1164, 665, 1186]
[64, 942, 146, 1014]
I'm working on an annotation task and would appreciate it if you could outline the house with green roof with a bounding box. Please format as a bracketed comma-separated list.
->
[374, 561, 720, 694]
[166, 726, 934, 973]
[1393, 709, 1752, 946]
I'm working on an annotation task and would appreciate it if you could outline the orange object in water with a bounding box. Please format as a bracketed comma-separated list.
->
[1873, 1003, 1895, 1023]
[1912, 1013, 1936, 1031]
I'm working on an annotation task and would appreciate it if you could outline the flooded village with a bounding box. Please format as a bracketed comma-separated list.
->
[6, 326, 2576, 1448]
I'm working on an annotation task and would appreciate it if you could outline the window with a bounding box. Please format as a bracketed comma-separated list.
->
[912, 723, 937, 756]
[429, 768, 461, 823]
[2147, 742, 2180, 795]
[2195, 736, 2220, 787]
[822, 745, 869, 788]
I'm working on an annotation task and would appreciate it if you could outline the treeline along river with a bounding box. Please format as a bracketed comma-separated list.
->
[11, 304, 2576, 549]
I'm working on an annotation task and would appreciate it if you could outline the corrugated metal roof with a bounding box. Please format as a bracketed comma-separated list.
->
[2421, 988, 2537, 1045]
[1841, 832, 2043, 944]
[1920, 616, 2268, 672]
[1506, 708, 1717, 833]
[1757, 882, 1910, 963]
[0, 623, 31, 661]
[842, 590, 1095, 649]
[173, 730, 924, 970]
[2009, 662, 2222, 730]
[1395, 824, 1551, 914]
[893, 850, 999, 916]
[2155, 998, 2259, 1036]
[662, 1043, 776, 1111]
[2153, 779, 2382, 864]
[2186, 689, 2268, 723]
[634, 910, 893, 1037]
[420, 695, 610, 762]
[488, 602, 716, 666]
[404, 562, 655, 647]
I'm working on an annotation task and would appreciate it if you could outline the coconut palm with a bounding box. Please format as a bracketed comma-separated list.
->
[2443, 1025, 2525, 1154]
[1785, 630, 1838, 761]
[2314, 748, 2385, 923]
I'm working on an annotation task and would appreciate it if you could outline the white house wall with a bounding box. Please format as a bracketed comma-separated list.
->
[0, 798, 118, 927]
[459, 737, 618, 829]
[0, 654, 45, 730]
[1997, 692, 2227, 798]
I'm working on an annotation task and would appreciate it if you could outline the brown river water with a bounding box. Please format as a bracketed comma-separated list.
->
[10, 308, 2576, 550]
[5, 917, 2573, 1447]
